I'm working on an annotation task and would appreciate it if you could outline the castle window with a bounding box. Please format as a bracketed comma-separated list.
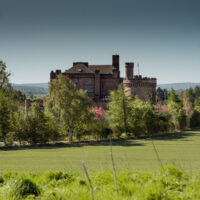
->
[102, 84, 104, 89]
[78, 69, 83, 72]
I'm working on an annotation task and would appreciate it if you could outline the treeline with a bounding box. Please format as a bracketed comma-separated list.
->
[1, 61, 200, 145]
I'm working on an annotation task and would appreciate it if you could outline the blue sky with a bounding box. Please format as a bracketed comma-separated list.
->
[0, 0, 199, 84]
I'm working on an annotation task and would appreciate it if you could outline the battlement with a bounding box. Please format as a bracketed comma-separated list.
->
[50, 70, 63, 81]
[124, 79, 156, 87]
[133, 75, 157, 81]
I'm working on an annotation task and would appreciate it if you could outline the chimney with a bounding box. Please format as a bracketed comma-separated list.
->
[112, 55, 119, 70]
[125, 63, 134, 79]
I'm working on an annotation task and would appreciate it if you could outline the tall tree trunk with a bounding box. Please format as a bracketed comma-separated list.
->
[68, 129, 73, 142]
[122, 95, 128, 135]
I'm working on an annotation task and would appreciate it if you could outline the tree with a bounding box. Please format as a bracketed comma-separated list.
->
[194, 97, 200, 112]
[11, 103, 61, 144]
[0, 91, 11, 143]
[190, 97, 200, 127]
[156, 87, 165, 102]
[182, 90, 193, 128]
[0, 61, 10, 88]
[168, 90, 186, 130]
[168, 89, 181, 104]
[185, 88, 195, 106]
[129, 97, 156, 136]
[107, 84, 131, 137]
[194, 86, 200, 99]
[156, 87, 168, 103]
[48, 75, 92, 142]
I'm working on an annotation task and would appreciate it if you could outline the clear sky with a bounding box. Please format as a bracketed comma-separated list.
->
[0, 0, 199, 84]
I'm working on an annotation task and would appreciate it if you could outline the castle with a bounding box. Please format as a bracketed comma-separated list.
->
[50, 55, 157, 106]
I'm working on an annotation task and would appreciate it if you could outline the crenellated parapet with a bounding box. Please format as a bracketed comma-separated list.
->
[50, 70, 62, 81]
[123, 62, 157, 102]
[124, 77, 156, 87]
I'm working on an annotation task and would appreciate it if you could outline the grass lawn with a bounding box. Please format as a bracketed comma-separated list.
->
[0, 129, 200, 172]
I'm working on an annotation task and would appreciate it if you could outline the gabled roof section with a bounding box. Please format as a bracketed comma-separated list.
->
[66, 63, 94, 74]
[88, 65, 116, 74]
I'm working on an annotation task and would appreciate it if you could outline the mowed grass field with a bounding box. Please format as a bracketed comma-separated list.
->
[0, 130, 200, 172]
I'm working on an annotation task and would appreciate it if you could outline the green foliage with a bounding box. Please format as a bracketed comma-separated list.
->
[129, 97, 155, 136]
[108, 86, 157, 137]
[11, 178, 40, 199]
[0, 60, 10, 88]
[0, 91, 12, 143]
[168, 89, 181, 104]
[45, 171, 74, 183]
[183, 86, 200, 106]
[154, 112, 171, 133]
[182, 90, 194, 128]
[156, 87, 168, 103]
[0, 167, 200, 199]
[11, 103, 61, 144]
[48, 75, 92, 141]
[168, 90, 187, 130]
[107, 84, 132, 136]
[89, 117, 112, 139]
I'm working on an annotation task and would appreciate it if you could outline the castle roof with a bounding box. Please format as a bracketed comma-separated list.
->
[66, 63, 94, 74]
[65, 63, 117, 75]
[88, 65, 116, 74]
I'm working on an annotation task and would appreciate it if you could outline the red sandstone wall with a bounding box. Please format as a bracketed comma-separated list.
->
[100, 77, 119, 97]
[67, 74, 95, 98]
[132, 86, 156, 101]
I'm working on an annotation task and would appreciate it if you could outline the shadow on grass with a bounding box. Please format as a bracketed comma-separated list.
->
[0, 140, 144, 151]
[151, 129, 200, 141]
[1, 129, 200, 151]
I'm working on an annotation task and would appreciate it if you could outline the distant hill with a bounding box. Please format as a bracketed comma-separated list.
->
[12, 83, 49, 96]
[11, 82, 200, 96]
[12, 83, 48, 89]
[158, 83, 200, 90]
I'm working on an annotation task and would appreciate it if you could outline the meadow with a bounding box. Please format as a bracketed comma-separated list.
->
[0, 166, 200, 200]
[0, 129, 200, 172]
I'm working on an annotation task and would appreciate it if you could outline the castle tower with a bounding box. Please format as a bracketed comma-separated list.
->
[112, 54, 120, 78]
[112, 55, 119, 70]
[125, 62, 134, 79]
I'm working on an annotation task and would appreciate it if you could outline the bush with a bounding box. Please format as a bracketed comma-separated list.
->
[190, 110, 200, 127]
[0, 175, 4, 184]
[90, 118, 112, 139]
[12, 178, 40, 199]
[154, 113, 171, 133]
[11, 104, 61, 145]
[45, 171, 74, 184]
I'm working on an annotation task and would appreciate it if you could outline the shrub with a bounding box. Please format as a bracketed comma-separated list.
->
[46, 171, 74, 183]
[12, 178, 40, 199]
[190, 110, 200, 127]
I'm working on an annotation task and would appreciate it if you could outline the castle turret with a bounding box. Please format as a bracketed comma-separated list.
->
[125, 62, 134, 79]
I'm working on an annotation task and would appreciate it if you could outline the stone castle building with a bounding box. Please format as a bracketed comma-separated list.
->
[50, 55, 157, 105]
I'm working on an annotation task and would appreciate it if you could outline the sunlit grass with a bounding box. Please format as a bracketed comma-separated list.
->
[0, 130, 200, 172]
[0, 166, 200, 200]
